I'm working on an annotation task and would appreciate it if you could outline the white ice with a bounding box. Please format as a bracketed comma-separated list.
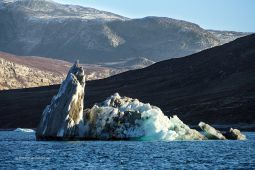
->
[14, 128, 35, 133]
[83, 93, 204, 141]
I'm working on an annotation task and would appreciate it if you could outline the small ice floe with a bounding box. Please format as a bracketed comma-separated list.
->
[14, 128, 35, 133]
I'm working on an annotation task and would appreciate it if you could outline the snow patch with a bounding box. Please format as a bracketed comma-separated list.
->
[14, 128, 35, 133]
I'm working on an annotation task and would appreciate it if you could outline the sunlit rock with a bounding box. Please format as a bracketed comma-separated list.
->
[36, 61, 85, 140]
[224, 128, 246, 140]
[199, 122, 226, 140]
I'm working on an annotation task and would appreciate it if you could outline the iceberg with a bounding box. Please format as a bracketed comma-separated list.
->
[224, 128, 246, 140]
[36, 61, 86, 140]
[83, 93, 205, 140]
[35, 62, 205, 141]
[199, 122, 226, 140]
[36, 62, 245, 141]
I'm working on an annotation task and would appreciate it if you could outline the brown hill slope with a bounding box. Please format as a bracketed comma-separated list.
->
[0, 34, 255, 129]
[0, 51, 119, 90]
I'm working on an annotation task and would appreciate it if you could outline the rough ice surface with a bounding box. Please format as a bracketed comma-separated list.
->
[35, 63, 245, 141]
[83, 93, 204, 141]
[199, 122, 226, 140]
[14, 128, 35, 133]
[224, 128, 247, 140]
[36, 61, 86, 139]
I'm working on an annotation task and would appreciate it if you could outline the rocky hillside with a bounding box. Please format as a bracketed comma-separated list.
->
[101, 57, 155, 70]
[0, 34, 254, 129]
[0, 0, 249, 64]
[0, 51, 120, 90]
[0, 53, 64, 90]
[208, 30, 250, 44]
[0, 0, 126, 21]
[83, 35, 255, 126]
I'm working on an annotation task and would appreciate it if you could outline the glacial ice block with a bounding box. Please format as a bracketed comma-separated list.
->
[83, 93, 205, 140]
[224, 128, 246, 140]
[36, 61, 85, 140]
[199, 122, 226, 140]
[35, 63, 206, 141]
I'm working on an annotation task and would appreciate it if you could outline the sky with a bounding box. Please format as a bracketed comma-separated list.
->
[54, 0, 255, 32]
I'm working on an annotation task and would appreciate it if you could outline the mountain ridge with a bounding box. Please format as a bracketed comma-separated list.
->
[0, 51, 122, 90]
[0, 51, 156, 90]
[0, 0, 128, 21]
[0, 0, 250, 64]
[0, 34, 254, 128]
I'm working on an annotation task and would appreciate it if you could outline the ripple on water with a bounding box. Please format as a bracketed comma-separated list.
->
[0, 132, 255, 169]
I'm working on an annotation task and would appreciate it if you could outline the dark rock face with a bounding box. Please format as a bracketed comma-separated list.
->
[36, 62, 85, 140]
[224, 128, 246, 140]
[0, 35, 255, 129]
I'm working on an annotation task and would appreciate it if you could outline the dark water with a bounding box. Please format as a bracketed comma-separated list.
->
[0, 131, 255, 169]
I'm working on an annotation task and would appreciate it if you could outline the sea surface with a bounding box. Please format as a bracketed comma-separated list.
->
[0, 131, 255, 169]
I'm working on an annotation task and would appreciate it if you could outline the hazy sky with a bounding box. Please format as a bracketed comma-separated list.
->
[55, 0, 254, 32]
